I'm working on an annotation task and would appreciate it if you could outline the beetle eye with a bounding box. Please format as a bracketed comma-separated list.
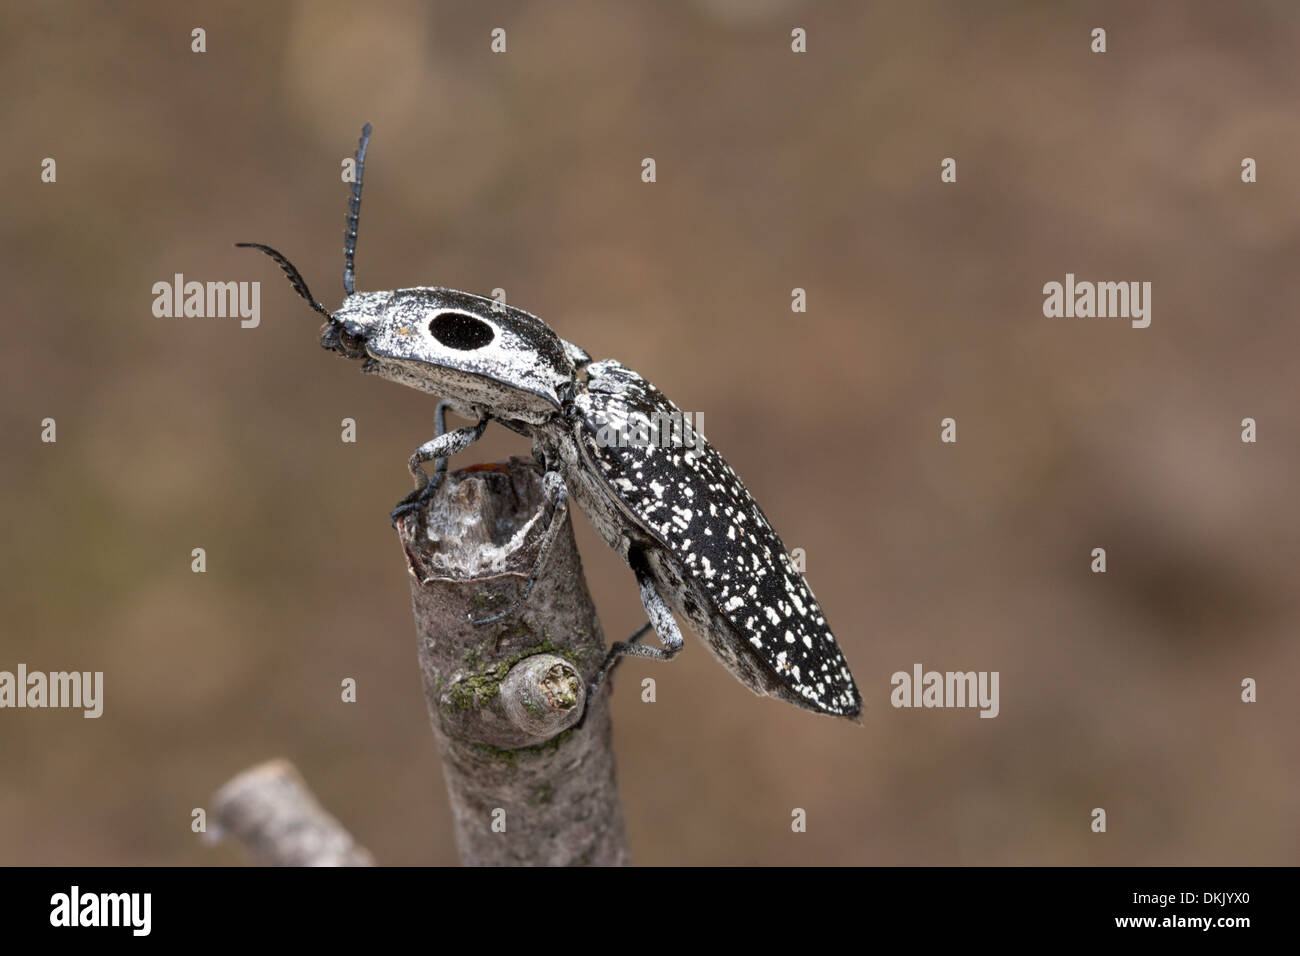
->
[430, 312, 495, 350]
[338, 328, 366, 355]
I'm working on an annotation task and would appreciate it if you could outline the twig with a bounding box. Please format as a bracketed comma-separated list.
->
[212, 758, 374, 866]
[398, 456, 628, 866]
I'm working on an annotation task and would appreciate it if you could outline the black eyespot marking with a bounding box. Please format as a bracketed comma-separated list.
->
[430, 312, 495, 350]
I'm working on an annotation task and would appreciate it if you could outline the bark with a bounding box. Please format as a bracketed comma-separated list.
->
[396, 456, 627, 866]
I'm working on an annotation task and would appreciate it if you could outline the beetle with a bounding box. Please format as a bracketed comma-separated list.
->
[238, 124, 862, 719]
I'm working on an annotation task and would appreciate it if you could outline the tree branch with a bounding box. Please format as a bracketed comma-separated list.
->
[212, 758, 374, 866]
[397, 456, 628, 866]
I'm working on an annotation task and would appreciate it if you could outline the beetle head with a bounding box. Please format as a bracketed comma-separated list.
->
[238, 124, 592, 423]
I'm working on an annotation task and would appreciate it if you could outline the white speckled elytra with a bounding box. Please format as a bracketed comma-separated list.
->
[238, 125, 861, 719]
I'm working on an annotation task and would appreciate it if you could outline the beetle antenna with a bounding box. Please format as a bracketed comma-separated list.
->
[343, 123, 372, 296]
[234, 242, 332, 319]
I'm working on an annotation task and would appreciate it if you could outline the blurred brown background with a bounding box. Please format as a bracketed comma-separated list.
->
[2, 1, 1297, 865]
